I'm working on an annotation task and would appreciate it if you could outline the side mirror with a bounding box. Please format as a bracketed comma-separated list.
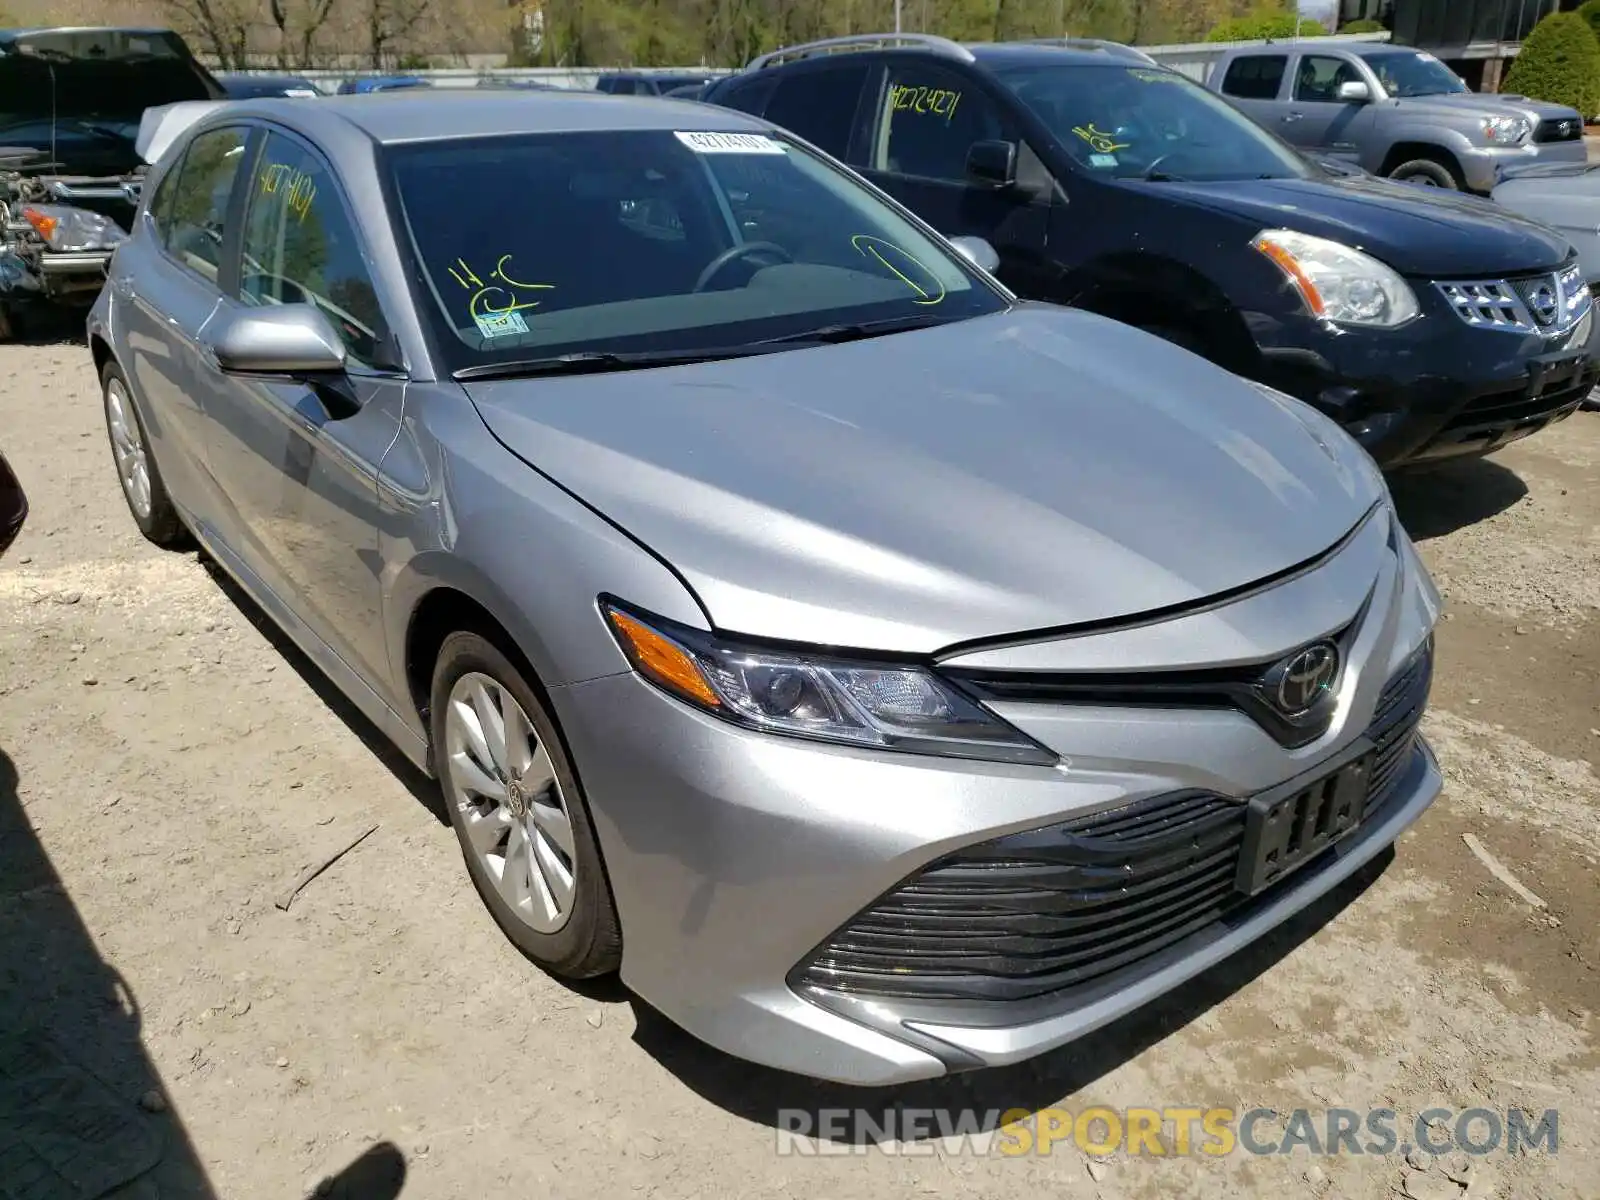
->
[203, 303, 347, 376]
[948, 235, 1000, 274]
[1337, 80, 1372, 103]
[966, 139, 1018, 188]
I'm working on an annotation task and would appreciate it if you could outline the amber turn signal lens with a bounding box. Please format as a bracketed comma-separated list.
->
[21, 208, 56, 242]
[605, 608, 722, 708]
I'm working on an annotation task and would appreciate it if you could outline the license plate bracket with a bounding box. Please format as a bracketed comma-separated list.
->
[1236, 739, 1376, 897]
[1526, 349, 1587, 401]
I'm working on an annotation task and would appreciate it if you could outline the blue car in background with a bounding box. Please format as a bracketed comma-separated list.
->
[336, 75, 430, 94]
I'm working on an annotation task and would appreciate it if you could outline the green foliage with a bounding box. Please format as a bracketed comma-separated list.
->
[1503, 12, 1600, 120]
[1337, 18, 1384, 34]
[1206, 9, 1326, 42]
[1577, 0, 1600, 45]
[395, 51, 432, 68]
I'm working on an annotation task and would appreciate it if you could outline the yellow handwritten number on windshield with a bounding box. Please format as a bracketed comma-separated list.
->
[447, 254, 554, 321]
[850, 235, 945, 306]
[1071, 124, 1130, 154]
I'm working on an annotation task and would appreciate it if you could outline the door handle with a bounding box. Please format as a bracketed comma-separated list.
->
[1282, 112, 1304, 123]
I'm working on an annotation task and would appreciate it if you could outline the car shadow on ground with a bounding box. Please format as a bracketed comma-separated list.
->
[1387, 455, 1528, 542]
[0, 745, 413, 1196]
[627, 851, 1393, 1139]
[194, 554, 446, 826]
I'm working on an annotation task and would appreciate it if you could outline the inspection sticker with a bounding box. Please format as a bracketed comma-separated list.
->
[474, 309, 529, 339]
[1090, 153, 1118, 168]
[674, 131, 786, 155]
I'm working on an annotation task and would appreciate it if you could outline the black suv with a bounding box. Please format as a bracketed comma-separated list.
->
[704, 34, 1597, 469]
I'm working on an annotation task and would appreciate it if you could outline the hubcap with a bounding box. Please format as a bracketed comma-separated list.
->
[105, 379, 152, 520]
[444, 673, 578, 934]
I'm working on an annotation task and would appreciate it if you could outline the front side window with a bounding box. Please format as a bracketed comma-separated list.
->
[999, 63, 1312, 183]
[387, 128, 1006, 370]
[1294, 55, 1363, 102]
[763, 64, 870, 160]
[165, 126, 249, 281]
[237, 132, 389, 364]
[872, 63, 1011, 182]
[1364, 50, 1468, 98]
[1221, 54, 1287, 100]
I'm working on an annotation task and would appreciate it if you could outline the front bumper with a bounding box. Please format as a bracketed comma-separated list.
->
[552, 508, 1441, 1085]
[1250, 284, 1598, 469]
[0, 247, 112, 304]
[1459, 137, 1587, 194]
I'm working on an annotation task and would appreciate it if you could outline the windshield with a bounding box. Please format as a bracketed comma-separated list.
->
[997, 63, 1311, 182]
[0, 29, 220, 126]
[387, 129, 1006, 369]
[1364, 50, 1468, 98]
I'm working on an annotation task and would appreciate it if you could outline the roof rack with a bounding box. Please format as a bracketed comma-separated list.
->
[746, 32, 975, 72]
[1015, 37, 1158, 64]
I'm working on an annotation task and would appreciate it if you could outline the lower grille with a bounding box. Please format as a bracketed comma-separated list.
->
[795, 639, 1433, 1004]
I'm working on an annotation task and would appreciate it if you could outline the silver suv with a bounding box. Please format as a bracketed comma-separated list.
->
[1208, 40, 1586, 193]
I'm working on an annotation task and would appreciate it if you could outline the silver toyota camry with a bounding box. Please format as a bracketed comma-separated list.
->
[90, 90, 1442, 1086]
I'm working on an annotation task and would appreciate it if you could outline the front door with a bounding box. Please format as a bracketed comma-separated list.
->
[857, 61, 1054, 300]
[1281, 53, 1377, 159]
[198, 128, 401, 688]
[112, 125, 251, 521]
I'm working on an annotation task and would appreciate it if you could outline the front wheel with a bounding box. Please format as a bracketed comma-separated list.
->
[430, 631, 621, 977]
[1388, 158, 1460, 190]
[101, 361, 187, 546]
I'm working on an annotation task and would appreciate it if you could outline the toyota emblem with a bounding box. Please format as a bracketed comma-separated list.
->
[1264, 642, 1341, 716]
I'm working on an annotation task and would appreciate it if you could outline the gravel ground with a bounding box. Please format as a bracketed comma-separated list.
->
[0, 339, 1595, 1200]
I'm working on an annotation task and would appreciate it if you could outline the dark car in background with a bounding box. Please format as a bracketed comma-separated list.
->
[217, 71, 321, 98]
[335, 75, 430, 94]
[0, 447, 23, 557]
[596, 71, 716, 97]
[705, 33, 1597, 469]
[0, 25, 225, 336]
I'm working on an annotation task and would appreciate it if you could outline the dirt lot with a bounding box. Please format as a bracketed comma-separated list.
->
[0, 339, 1596, 1200]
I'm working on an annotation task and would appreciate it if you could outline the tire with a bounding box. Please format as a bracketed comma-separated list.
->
[1387, 158, 1459, 190]
[101, 361, 187, 547]
[429, 631, 621, 978]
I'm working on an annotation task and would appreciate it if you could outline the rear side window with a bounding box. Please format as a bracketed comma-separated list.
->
[1221, 54, 1286, 100]
[712, 74, 776, 117]
[873, 62, 1011, 184]
[762, 64, 870, 160]
[164, 126, 250, 282]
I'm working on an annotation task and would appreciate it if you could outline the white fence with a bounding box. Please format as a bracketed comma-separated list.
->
[221, 31, 1395, 92]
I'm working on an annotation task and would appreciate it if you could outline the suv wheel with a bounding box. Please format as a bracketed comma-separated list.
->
[1389, 158, 1459, 189]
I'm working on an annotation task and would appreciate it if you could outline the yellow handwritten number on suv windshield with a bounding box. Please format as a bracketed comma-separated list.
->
[850, 235, 946, 306]
[1071, 124, 1130, 155]
[447, 254, 555, 321]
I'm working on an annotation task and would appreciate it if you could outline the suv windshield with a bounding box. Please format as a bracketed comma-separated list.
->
[997, 63, 1311, 182]
[1362, 50, 1468, 98]
[0, 29, 220, 130]
[388, 129, 1005, 369]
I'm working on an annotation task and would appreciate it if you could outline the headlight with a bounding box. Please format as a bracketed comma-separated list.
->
[600, 599, 1056, 766]
[21, 204, 126, 252]
[1253, 229, 1420, 328]
[1479, 115, 1530, 146]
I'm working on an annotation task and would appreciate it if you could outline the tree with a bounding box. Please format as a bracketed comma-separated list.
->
[1503, 11, 1600, 121]
[1338, 17, 1383, 33]
[1578, 0, 1600, 46]
[1205, 4, 1326, 42]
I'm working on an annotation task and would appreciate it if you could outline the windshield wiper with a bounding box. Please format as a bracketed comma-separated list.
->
[753, 313, 954, 347]
[452, 347, 759, 381]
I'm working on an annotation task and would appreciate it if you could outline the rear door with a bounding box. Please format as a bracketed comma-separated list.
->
[1215, 52, 1289, 129]
[110, 123, 252, 522]
[197, 127, 403, 684]
[857, 60, 1054, 298]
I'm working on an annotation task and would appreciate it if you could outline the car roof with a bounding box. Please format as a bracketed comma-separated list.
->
[210, 89, 772, 145]
[966, 42, 1154, 68]
[0, 24, 179, 42]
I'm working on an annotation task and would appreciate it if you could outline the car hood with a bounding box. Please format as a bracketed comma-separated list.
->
[1402, 91, 1582, 124]
[1150, 173, 1572, 276]
[464, 306, 1382, 654]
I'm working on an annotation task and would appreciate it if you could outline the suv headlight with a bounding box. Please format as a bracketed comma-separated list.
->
[1480, 115, 1530, 146]
[1253, 229, 1420, 328]
[21, 204, 126, 252]
[600, 599, 1056, 766]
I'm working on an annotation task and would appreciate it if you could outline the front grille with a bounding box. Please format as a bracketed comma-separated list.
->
[795, 639, 1433, 1004]
[1533, 117, 1583, 143]
[1437, 265, 1588, 335]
